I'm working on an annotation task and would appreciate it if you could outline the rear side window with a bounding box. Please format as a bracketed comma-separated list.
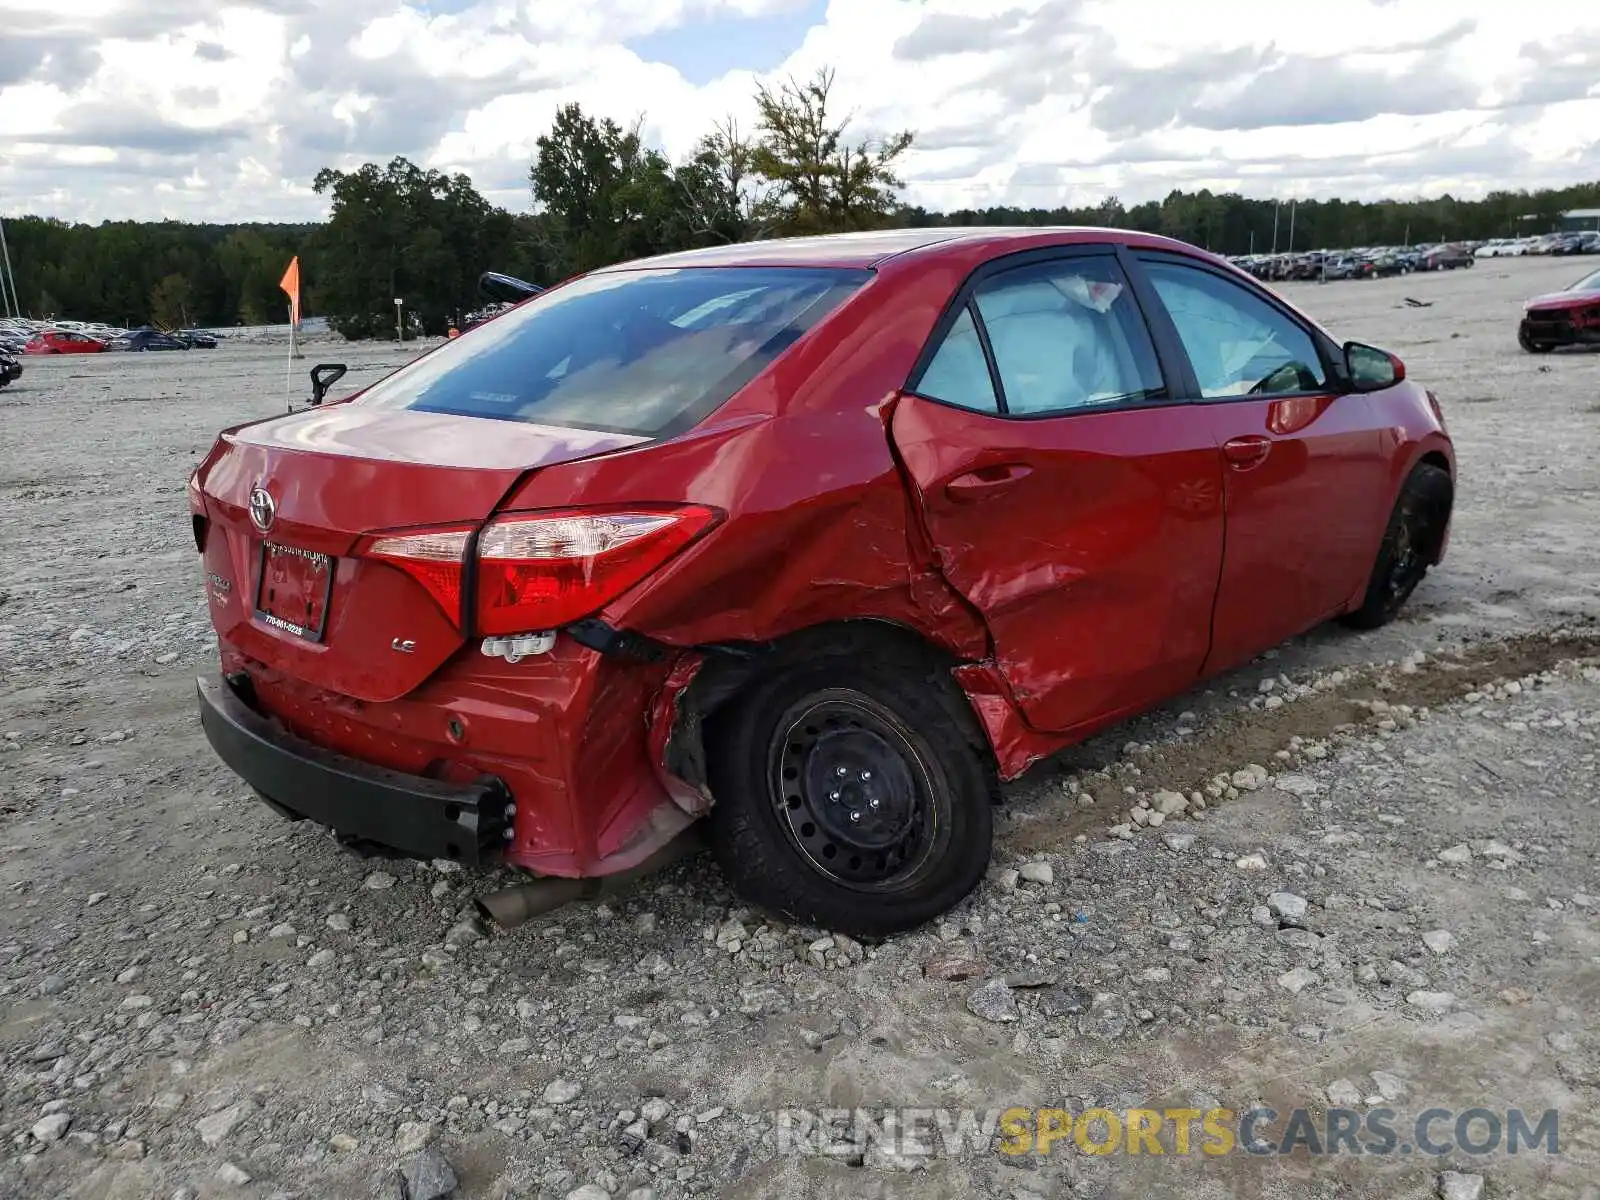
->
[354, 267, 870, 437]
[916, 307, 998, 412]
[913, 256, 1165, 416]
[975, 259, 1164, 414]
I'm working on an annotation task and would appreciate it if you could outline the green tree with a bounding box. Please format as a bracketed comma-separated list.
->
[149, 273, 193, 328]
[751, 68, 913, 234]
[531, 104, 680, 274]
[673, 118, 770, 245]
[310, 156, 502, 337]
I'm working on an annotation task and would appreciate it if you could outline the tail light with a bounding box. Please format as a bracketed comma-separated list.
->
[475, 506, 719, 635]
[360, 506, 719, 634]
[187, 472, 208, 552]
[364, 527, 475, 621]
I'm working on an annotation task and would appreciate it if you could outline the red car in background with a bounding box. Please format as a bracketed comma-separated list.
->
[24, 330, 107, 354]
[190, 227, 1455, 937]
[1519, 265, 1600, 352]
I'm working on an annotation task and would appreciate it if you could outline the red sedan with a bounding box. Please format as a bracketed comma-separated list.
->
[1519, 266, 1600, 352]
[24, 330, 108, 354]
[190, 228, 1455, 936]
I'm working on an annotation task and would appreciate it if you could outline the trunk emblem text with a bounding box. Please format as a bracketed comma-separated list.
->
[248, 486, 276, 533]
[391, 638, 417, 654]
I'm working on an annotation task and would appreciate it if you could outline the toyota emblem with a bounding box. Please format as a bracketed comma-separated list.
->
[248, 486, 277, 533]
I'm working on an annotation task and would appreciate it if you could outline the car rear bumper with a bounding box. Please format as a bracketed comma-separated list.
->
[197, 673, 512, 865]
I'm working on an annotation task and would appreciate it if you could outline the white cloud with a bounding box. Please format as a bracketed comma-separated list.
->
[0, 0, 1596, 221]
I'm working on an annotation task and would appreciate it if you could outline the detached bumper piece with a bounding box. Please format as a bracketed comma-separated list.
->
[197, 675, 510, 865]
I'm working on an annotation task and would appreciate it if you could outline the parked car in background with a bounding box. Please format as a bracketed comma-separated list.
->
[190, 226, 1456, 936]
[109, 328, 191, 352]
[1371, 254, 1408, 277]
[176, 329, 220, 349]
[1422, 245, 1474, 271]
[1322, 255, 1376, 281]
[0, 349, 22, 389]
[24, 330, 107, 354]
[1519, 265, 1600, 353]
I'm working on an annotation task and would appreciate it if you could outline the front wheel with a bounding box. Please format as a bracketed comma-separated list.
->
[1342, 463, 1453, 630]
[1518, 327, 1552, 353]
[707, 652, 995, 937]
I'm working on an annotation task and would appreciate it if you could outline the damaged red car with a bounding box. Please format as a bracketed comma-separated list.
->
[189, 228, 1455, 937]
[1519, 265, 1600, 352]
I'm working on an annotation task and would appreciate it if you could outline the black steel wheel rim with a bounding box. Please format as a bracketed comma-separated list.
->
[768, 691, 945, 891]
[1383, 516, 1424, 610]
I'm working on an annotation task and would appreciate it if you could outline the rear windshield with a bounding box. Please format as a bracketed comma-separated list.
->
[352, 266, 870, 437]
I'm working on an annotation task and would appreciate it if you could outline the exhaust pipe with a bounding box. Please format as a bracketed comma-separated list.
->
[476, 877, 599, 928]
[476, 828, 704, 930]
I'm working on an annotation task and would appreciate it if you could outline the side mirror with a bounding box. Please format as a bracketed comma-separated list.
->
[1344, 342, 1404, 392]
[309, 362, 348, 407]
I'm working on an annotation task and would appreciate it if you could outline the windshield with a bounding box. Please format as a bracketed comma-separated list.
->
[354, 266, 870, 437]
[1569, 268, 1600, 293]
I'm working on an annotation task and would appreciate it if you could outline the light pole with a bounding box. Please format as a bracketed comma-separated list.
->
[0, 208, 17, 318]
[1272, 199, 1280, 254]
[394, 297, 404, 343]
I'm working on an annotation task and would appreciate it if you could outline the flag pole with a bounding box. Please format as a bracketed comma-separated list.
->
[285, 304, 295, 412]
[279, 255, 303, 408]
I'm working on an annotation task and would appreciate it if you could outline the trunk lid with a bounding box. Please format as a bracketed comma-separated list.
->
[198, 405, 647, 702]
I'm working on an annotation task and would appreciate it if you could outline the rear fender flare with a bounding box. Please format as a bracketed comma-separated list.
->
[646, 618, 1025, 814]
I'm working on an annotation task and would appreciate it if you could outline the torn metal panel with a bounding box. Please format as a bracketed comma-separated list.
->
[647, 653, 715, 816]
[951, 662, 1062, 781]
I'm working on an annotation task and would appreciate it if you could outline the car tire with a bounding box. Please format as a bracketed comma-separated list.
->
[1518, 327, 1552, 354]
[1341, 462, 1453, 631]
[707, 650, 995, 938]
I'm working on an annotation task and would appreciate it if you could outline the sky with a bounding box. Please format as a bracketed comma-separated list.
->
[1, 0, 1598, 223]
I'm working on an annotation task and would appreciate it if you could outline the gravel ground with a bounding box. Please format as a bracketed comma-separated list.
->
[1, 257, 1598, 1200]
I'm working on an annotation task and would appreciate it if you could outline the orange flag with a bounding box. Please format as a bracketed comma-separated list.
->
[279, 256, 301, 326]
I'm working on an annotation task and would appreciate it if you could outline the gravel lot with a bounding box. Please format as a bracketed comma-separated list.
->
[2, 256, 1598, 1200]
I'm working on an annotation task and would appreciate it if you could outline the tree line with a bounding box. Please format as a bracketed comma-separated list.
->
[3, 67, 1597, 336]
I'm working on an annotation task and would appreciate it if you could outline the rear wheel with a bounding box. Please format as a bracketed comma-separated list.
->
[707, 652, 994, 937]
[1342, 463, 1453, 630]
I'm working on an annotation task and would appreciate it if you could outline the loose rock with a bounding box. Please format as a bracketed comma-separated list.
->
[402, 1147, 459, 1200]
[966, 978, 1020, 1023]
[1436, 1171, 1485, 1200]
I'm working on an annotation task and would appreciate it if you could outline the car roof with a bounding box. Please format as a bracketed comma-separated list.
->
[594, 226, 1214, 272]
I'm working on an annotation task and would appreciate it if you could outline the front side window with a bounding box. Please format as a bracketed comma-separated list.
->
[353, 266, 869, 437]
[1143, 260, 1328, 398]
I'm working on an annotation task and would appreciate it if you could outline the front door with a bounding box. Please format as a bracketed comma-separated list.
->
[1133, 254, 1388, 672]
[890, 250, 1226, 735]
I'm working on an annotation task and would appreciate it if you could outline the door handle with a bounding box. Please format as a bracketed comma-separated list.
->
[1222, 435, 1272, 470]
[944, 463, 1033, 502]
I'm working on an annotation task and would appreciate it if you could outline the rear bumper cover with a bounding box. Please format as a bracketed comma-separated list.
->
[197, 674, 510, 865]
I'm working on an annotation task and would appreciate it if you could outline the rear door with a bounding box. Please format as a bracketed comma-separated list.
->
[889, 247, 1225, 735]
[1130, 252, 1388, 673]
